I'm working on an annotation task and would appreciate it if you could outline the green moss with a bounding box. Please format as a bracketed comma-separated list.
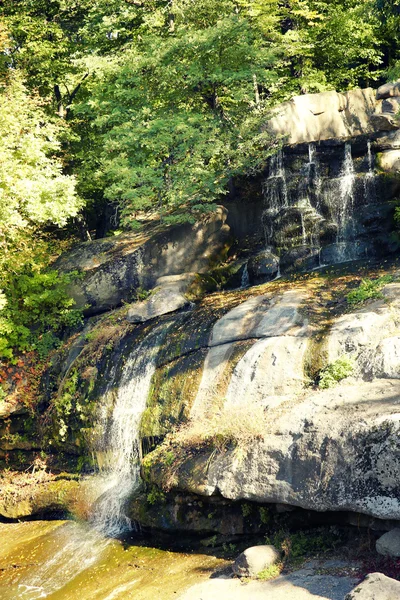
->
[140, 349, 206, 439]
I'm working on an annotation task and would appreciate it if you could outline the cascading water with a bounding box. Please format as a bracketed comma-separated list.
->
[364, 140, 376, 203]
[336, 142, 356, 243]
[324, 142, 359, 264]
[91, 322, 170, 537]
[262, 149, 288, 245]
[298, 143, 322, 207]
[240, 262, 250, 289]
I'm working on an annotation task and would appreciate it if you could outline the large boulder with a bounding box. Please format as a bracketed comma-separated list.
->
[345, 572, 400, 600]
[376, 529, 400, 557]
[377, 149, 400, 173]
[55, 208, 230, 315]
[377, 80, 400, 100]
[232, 545, 280, 578]
[266, 88, 378, 145]
[266, 86, 400, 145]
[247, 250, 279, 283]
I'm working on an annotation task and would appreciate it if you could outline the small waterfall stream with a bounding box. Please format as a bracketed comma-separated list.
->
[262, 149, 288, 245]
[91, 322, 169, 537]
[336, 142, 356, 243]
[364, 140, 377, 202]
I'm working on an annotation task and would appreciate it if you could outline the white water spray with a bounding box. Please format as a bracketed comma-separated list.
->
[91, 323, 169, 537]
[262, 149, 288, 245]
[336, 142, 356, 242]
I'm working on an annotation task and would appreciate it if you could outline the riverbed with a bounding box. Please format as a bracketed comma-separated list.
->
[0, 521, 227, 600]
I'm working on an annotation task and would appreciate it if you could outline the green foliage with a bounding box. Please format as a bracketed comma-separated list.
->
[241, 502, 252, 517]
[259, 506, 270, 525]
[346, 275, 394, 305]
[146, 485, 166, 505]
[266, 528, 342, 565]
[257, 564, 282, 581]
[0, 244, 84, 360]
[318, 357, 354, 389]
[394, 206, 400, 228]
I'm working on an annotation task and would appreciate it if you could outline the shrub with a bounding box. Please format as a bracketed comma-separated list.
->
[318, 357, 354, 389]
[346, 275, 393, 306]
[257, 564, 282, 581]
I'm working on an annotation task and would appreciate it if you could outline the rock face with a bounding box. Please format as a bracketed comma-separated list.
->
[0, 478, 80, 520]
[142, 277, 400, 521]
[376, 529, 400, 557]
[232, 545, 280, 578]
[55, 208, 230, 315]
[345, 572, 400, 600]
[266, 87, 399, 145]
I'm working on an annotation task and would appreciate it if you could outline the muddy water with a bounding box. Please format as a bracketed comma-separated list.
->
[0, 521, 227, 600]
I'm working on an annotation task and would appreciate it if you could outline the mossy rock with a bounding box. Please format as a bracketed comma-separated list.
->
[0, 477, 80, 519]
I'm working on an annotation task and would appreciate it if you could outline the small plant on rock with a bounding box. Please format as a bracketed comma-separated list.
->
[318, 357, 354, 389]
[346, 275, 393, 306]
[257, 564, 282, 581]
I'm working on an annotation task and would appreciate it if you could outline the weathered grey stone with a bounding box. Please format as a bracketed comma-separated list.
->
[345, 572, 400, 599]
[378, 149, 400, 172]
[280, 246, 319, 274]
[209, 290, 308, 347]
[149, 377, 400, 520]
[376, 528, 400, 557]
[179, 559, 358, 600]
[266, 88, 378, 145]
[232, 545, 280, 578]
[127, 275, 191, 323]
[377, 80, 400, 99]
[247, 251, 279, 282]
[370, 112, 399, 131]
[224, 336, 308, 410]
[382, 97, 400, 114]
[55, 208, 230, 315]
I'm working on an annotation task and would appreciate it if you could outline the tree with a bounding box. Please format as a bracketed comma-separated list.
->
[0, 73, 82, 358]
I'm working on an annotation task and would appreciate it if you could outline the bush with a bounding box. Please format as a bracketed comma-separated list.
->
[318, 357, 354, 389]
[346, 275, 393, 305]
[0, 236, 84, 360]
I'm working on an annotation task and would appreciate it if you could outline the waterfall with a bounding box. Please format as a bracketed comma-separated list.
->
[336, 142, 356, 243]
[91, 322, 169, 537]
[240, 262, 249, 289]
[300, 211, 307, 245]
[298, 143, 322, 207]
[262, 149, 288, 245]
[364, 140, 376, 203]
